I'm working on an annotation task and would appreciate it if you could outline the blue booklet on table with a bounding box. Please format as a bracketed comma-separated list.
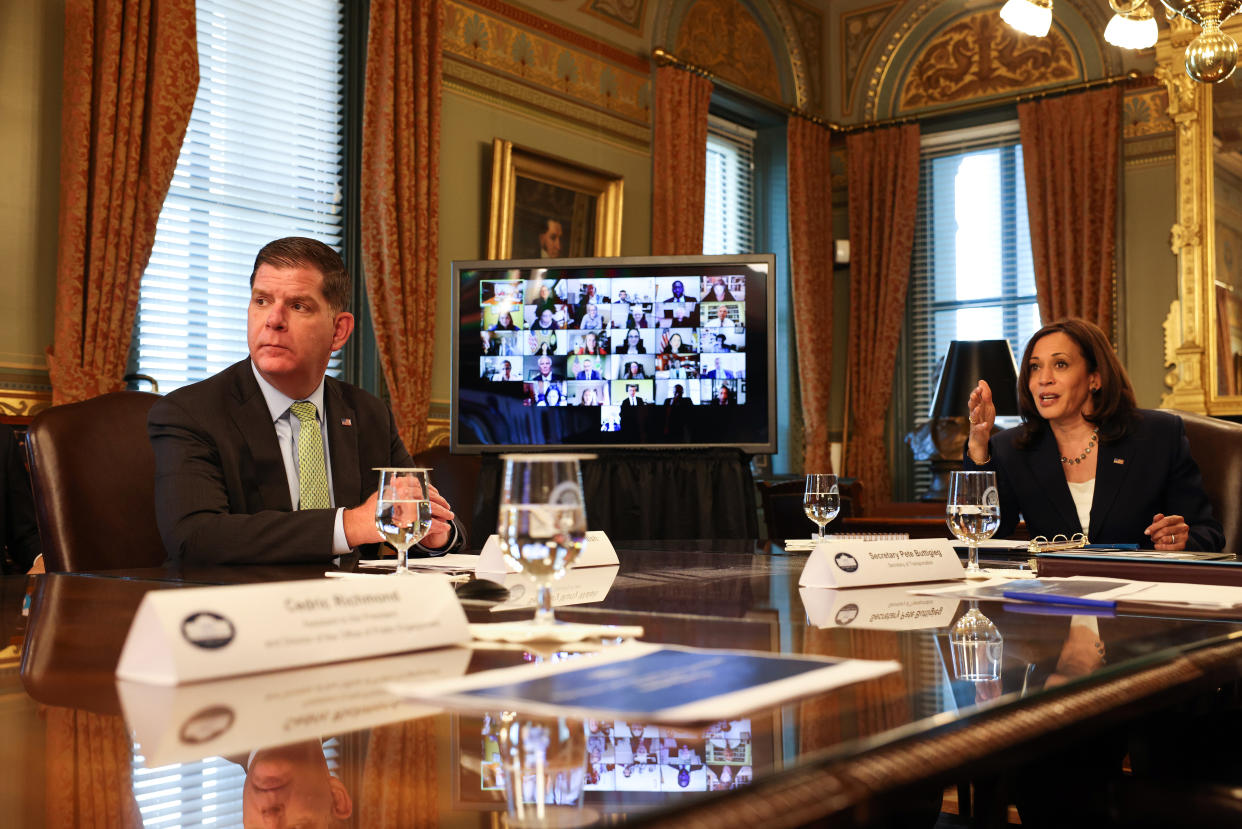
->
[387, 642, 900, 722]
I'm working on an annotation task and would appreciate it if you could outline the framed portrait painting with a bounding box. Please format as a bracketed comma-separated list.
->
[487, 138, 623, 260]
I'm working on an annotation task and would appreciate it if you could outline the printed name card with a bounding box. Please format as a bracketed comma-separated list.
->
[799, 585, 959, 631]
[116, 576, 470, 686]
[116, 647, 472, 765]
[799, 538, 964, 589]
[491, 565, 620, 613]
[475, 530, 619, 575]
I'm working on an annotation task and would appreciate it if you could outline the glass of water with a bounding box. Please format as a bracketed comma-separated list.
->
[496, 713, 594, 827]
[374, 468, 433, 575]
[498, 454, 590, 626]
[950, 601, 1004, 682]
[946, 470, 1000, 576]
[803, 473, 841, 541]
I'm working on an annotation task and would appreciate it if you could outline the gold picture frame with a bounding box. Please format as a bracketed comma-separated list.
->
[487, 138, 623, 260]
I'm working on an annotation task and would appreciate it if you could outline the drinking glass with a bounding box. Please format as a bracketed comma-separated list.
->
[946, 470, 1000, 576]
[803, 474, 841, 541]
[949, 601, 1004, 682]
[498, 454, 589, 626]
[374, 467, 433, 575]
[496, 712, 594, 828]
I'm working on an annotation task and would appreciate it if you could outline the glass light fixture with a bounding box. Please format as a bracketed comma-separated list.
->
[1104, 0, 1159, 49]
[1000, 0, 1053, 36]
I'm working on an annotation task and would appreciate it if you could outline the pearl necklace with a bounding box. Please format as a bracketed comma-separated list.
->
[1060, 430, 1099, 465]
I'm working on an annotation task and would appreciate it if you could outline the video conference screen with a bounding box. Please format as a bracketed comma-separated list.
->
[451, 255, 776, 453]
[479, 718, 754, 795]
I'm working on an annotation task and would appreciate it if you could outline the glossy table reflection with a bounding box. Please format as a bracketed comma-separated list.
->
[7, 541, 1242, 828]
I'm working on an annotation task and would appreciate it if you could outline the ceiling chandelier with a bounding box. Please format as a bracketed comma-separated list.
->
[999, 0, 1242, 82]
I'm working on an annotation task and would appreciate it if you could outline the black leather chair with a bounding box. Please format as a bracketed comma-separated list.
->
[756, 477, 858, 541]
[1164, 409, 1242, 555]
[25, 391, 165, 571]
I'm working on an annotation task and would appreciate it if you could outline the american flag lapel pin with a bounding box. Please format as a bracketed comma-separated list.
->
[1113, 458, 1125, 464]
[341, 418, 352, 427]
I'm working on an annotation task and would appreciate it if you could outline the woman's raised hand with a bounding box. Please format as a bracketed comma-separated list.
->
[967, 380, 997, 464]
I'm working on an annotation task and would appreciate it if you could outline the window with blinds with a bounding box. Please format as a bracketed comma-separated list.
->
[704, 115, 756, 255]
[133, 0, 346, 394]
[131, 738, 342, 827]
[906, 122, 1040, 495]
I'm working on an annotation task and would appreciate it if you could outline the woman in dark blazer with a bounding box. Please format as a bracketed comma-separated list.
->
[965, 318, 1223, 551]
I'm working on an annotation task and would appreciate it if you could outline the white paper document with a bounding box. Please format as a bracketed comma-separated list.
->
[388, 641, 900, 722]
[912, 576, 1242, 611]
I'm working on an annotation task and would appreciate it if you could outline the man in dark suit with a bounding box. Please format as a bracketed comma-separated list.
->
[148, 237, 464, 565]
[1, 424, 40, 573]
[620, 383, 645, 407]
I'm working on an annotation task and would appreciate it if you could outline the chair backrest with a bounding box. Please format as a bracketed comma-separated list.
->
[26, 391, 165, 571]
[1163, 409, 1242, 556]
[756, 477, 859, 542]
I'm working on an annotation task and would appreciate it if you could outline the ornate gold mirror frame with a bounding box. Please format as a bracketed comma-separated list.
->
[1159, 16, 1242, 414]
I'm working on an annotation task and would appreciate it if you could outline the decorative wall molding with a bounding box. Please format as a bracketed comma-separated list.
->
[579, 0, 648, 35]
[840, 1, 900, 117]
[0, 371, 52, 418]
[445, 0, 652, 135]
[897, 11, 1079, 112]
[674, 0, 782, 101]
[786, 0, 823, 110]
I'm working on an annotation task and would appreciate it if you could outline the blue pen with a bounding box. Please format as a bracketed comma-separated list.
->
[1001, 588, 1117, 609]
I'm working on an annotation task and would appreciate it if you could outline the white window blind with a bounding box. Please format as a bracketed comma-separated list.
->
[907, 122, 1040, 494]
[134, 0, 346, 393]
[704, 115, 756, 255]
[131, 738, 342, 827]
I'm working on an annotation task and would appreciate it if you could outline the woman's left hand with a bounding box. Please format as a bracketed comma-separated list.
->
[1145, 513, 1190, 550]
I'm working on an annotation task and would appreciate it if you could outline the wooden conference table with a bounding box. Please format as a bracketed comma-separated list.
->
[6, 540, 1242, 827]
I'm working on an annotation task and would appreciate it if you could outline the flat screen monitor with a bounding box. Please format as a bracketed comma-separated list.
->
[450, 255, 777, 453]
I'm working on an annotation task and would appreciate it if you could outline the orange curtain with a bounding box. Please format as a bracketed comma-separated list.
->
[362, 0, 443, 452]
[1018, 87, 1121, 332]
[44, 707, 141, 828]
[360, 720, 440, 827]
[50, 0, 198, 406]
[845, 125, 920, 513]
[652, 64, 712, 255]
[787, 116, 835, 473]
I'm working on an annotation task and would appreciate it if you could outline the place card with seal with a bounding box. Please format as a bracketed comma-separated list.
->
[799, 585, 959, 631]
[799, 538, 965, 589]
[474, 530, 619, 575]
[116, 647, 472, 766]
[489, 565, 619, 613]
[116, 576, 470, 685]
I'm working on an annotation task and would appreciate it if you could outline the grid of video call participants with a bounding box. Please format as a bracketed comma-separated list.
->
[481, 719, 754, 794]
[478, 274, 747, 431]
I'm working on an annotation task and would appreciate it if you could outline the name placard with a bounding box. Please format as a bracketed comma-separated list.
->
[475, 530, 619, 575]
[116, 576, 470, 685]
[799, 585, 959, 631]
[491, 565, 619, 613]
[116, 647, 472, 766]
[799, 539, 964, 589]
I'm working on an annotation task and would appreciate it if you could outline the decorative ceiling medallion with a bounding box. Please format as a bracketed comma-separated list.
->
[674, 0, 781, 102]
[898, 10, 1079, 111]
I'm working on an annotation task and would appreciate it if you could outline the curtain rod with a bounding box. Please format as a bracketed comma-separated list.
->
[651, 48, 1153, 133]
